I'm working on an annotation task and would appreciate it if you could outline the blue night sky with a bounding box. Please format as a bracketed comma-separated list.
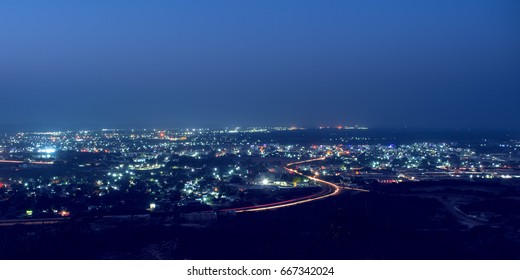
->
[0, 0, 519, 130]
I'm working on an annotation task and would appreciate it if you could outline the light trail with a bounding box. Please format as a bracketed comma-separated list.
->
[221, 155, 368, 213]
[0, 217, 69, 227]
[0, 160, 54, 165]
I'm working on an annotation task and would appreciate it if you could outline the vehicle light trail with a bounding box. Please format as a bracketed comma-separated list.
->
[0, 160, 54, 165]
[0, 217, 69, 227]
[221, 155, 368, 213]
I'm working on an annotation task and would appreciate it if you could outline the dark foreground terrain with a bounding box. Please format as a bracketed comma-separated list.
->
[1, 181, 520, 259]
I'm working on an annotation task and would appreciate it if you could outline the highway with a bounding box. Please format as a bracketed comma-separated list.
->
[0, 160, 54, 165]
[222, 156, 368, 213]
[0, 217, 69, 227]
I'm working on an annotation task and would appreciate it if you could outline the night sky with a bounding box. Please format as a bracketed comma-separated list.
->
[1, 1, 519, 130]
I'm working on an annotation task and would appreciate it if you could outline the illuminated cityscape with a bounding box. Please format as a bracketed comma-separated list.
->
[1, 127, 519, 216]
[1, 0, 519, 262]
[1, 127, 520, 258]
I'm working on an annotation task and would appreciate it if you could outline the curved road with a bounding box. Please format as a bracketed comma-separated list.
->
[221, 156, 368, 213]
